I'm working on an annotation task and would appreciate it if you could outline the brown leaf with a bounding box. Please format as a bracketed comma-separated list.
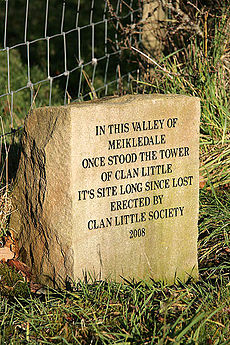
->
[7, 259, 32, 282]
[0, 246, 15, 262]
[2, 231, 19, 259]
[4, 234, 14, 248]
[199, 174, 206, 189]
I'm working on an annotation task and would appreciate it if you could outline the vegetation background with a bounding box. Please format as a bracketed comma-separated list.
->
[0, 0, 140, 134]
[0, 0, 229, 343]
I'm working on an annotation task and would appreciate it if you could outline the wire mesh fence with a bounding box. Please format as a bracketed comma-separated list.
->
[0, 0, 145, 134]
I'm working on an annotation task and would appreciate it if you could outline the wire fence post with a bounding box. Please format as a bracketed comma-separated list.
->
[142, 0, 166, 56]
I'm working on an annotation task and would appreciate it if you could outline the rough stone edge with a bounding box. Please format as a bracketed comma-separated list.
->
[9, 106, 74, 287]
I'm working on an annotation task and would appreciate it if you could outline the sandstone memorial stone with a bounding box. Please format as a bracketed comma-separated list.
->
[10, 94, 200, 286]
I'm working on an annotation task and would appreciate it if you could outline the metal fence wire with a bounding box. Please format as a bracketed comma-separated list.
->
[0, 0, 147, 133]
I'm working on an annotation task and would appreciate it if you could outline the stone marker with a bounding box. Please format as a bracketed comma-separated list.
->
[10, 94, 200, 287]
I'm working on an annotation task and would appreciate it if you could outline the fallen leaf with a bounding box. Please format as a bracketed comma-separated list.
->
[0, 246, 15, 262]
[7, 259, 32, 281]
[2, 231, 19, 259]
[199, 175, 206, 189]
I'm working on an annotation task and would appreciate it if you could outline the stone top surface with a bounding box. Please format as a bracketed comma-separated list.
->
[33, 93, 200, 112]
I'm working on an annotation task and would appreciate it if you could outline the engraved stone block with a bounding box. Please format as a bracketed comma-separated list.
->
[10, 94, 200, 286]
